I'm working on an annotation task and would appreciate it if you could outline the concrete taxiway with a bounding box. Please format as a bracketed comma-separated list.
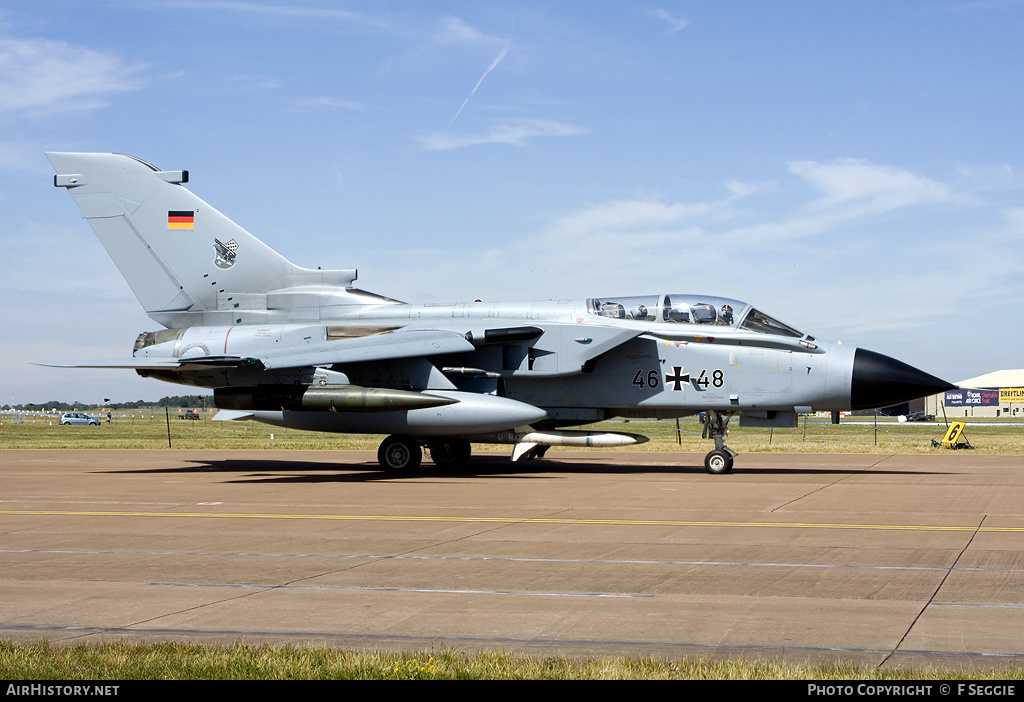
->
[1, 449, 1022, 668]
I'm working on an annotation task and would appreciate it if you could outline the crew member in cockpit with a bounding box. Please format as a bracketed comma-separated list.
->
[627, 304, 648, 320]
[721, 304, 734, 325]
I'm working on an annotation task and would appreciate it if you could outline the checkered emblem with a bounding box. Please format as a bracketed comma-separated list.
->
[213, 238, 237, 270]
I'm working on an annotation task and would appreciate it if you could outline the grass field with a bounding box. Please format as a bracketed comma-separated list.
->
[2, 642, 1022, 680]
[2, 409, 1021, 455]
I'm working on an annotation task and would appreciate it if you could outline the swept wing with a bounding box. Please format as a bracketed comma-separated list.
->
[39, 328, 474, 371]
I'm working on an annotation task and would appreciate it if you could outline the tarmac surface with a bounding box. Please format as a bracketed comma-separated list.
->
[1, 448, 1023, 669]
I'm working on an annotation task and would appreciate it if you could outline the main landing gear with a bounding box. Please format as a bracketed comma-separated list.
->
[428, 439, 472, 469]
[376, 435, 472, 474]
[377, 435, 421, 473]
[701, 410, 736, 474]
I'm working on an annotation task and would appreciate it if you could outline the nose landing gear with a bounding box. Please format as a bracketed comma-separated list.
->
[702, 410, 736, 474]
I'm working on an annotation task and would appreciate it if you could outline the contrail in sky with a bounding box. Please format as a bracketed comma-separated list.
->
[447, 22, 513, 130]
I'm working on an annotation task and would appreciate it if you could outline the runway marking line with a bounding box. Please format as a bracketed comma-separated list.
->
[1, 509, 1022, 533]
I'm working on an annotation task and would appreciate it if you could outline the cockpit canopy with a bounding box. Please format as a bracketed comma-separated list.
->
[586, 294, 806, 338]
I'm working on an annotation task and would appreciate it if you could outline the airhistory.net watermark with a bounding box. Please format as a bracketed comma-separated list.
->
[5, 685, 119, 696]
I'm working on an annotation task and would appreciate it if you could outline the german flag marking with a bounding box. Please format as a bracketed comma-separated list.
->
[167, 210, 194, 229]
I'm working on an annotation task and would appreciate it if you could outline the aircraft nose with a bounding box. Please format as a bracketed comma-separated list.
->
[850, 349, 955, 411]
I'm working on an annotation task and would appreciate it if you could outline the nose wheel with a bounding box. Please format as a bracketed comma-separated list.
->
[704, 448, 734, 474]
[702, 410, 736, 474]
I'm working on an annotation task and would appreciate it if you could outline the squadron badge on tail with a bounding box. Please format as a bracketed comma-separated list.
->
[214, 238, 237, 269]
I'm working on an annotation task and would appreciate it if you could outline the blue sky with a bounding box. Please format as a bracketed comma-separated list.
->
[2, 1, 1022, 404]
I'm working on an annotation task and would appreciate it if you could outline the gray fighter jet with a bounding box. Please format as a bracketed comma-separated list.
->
[44, 152, 954, 473]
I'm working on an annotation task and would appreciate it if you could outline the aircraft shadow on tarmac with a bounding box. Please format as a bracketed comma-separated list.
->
[99, 457, 942, 484]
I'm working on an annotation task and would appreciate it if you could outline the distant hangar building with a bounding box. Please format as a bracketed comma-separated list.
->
[923, 369, 1024, 419]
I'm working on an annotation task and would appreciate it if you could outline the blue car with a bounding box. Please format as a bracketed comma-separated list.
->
[60, 412, 100, 426]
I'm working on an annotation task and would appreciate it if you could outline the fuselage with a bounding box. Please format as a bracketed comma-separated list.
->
[133, 293, 856, 424]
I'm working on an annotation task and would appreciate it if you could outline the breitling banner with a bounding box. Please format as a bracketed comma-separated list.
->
[999, 387, 1024, 404]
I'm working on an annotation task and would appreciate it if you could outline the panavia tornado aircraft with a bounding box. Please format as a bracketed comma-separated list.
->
[44, 152, 954, 474]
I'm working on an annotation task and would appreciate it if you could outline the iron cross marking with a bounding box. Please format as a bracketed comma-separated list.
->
[666, 367, 689, 391]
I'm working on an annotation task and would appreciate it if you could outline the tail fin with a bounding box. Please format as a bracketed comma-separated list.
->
[47, 152, 360, 328]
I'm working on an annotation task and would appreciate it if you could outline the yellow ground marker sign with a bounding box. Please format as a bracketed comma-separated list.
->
[941, 421, 967, 445]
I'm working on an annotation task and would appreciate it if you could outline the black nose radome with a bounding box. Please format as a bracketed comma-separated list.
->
[851, 349, 955, 411]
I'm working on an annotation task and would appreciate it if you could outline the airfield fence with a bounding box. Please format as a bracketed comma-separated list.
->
[2, 411, 1019, 454]
[641, 417, 952, 448]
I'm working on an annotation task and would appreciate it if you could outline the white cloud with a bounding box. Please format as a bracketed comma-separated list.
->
[438, 16, 502, 45]
[376, 159, 977, 329]
[166, 1, 374, 25]
[420, 118, 587, 150]
[788, 158, 951, 211]
[294, 96, 365, 111]
[1002, 206, 1024, 232]
[0, 38, 143, 113]
[550, 199, 713, 239]
[954, 162, 1018, 196]
[717, 159, 955, 244]
[374, 188, 755, 303]
[724, 179, 767, 198]
[651, 9, 690, 33]
[0, 140, 49, 173]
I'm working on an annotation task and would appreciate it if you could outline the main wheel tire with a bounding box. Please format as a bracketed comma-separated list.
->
[428, 440, 472, 469]
[704, 449, 733, 474]
[378, 435, 422, 474]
